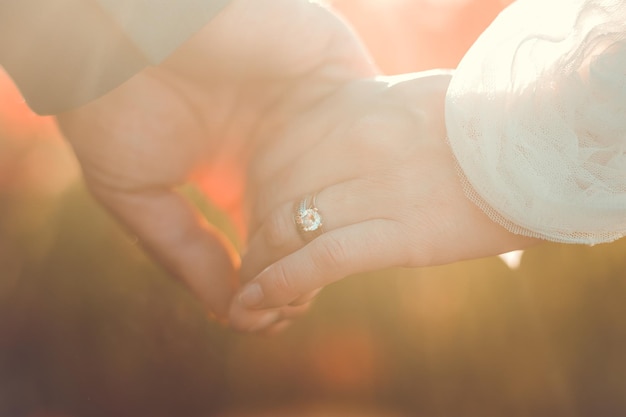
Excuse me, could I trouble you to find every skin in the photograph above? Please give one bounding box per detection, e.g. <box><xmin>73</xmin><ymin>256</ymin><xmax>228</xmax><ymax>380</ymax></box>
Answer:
<box><xmin>229</xmin><ymin>72</ymin><xmax>539</xmax><ymax>331</ymax></box>
<box><xmin>53</xmin><ymin>0</ymin><xmax>534</xmax><ymax>334</ymax></box>
<box><xmin>55</xmin><ymin>0</ymin><xmax>376</xmax><ymax>322</ymax></box>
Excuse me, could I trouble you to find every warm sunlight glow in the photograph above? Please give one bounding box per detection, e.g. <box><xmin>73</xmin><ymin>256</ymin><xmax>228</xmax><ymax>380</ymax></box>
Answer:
<box><xmin>499</xmin><ymin>250</ymin><xmax>524</xmax><ymax>270</ymax></box>
<box><xmin>351</xmin><ymin>0</ymin><xmax>473</xmax><ymax>5</ymax></box>
<box><xmin>8</xmin><ymin>2</ymin><xmax>618</xmax><ymax>417</ymax></box>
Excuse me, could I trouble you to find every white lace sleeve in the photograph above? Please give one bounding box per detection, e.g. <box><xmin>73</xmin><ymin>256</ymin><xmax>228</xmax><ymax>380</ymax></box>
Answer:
<box><xmin>445</xmin><ymin>0</ymin><xmax>626</xmax><ymax>244</ymax></box>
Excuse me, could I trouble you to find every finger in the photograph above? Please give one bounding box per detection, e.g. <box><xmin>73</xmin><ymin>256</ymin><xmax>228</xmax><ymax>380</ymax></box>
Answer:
<box><xmin>246</xmin><ymin>93</ymin><xmax>343</xmax><ymax>189</ymax></box>
<box><xmin>289</xmin><ymin>288</ymin><xmax>322</xmax><ymax>307</ymax></box>
<box><xmin>90</xmin><ymin>184</ymin><xmax>239</xmax><ymax>319</ymax></box>
<box><xmin>236</xmin><ymin>219</ymin><xmax>411</xmax><ymax>310</ymax></box>
<box><xmin>249</xmin><ymin>136</ymin><xmax>356</xmax><ymax>232</ymax></box>
<box><xmin>248</xmin><ymin>110</ymin><xmax>399</xmax><ymax>234</ymax></box>
<box><xmin>228</xmin><ymin>297</ymin><xmax>313</xmax><ymax>332</ymax></box>
<box><xmin>231</xmin><ymin>308</ymin><xmax>282</xmax><ymax>333</ymax></box>
<box><xmin>247</xmin><ymin>78</ymin><xmax>397</xmax><ymax>192</ymax></box>
<box><xmin>229</xmin><ymin>274</ymin><xmax>320</xmax><ymax>333</ymax></box>
<box><xmin>241</xmin><ymin>177</ymin><xmax>392</xmax><ymax>283</ymax></box>
<box><xmin>262</xmin><ymin>319</ymin><xmax>294</xmax><ymax>336</ymax></box>
<box><xmin>245</xmin><ymin>87</ymin><xmax>374</xmax><ymax>234</ymax></box>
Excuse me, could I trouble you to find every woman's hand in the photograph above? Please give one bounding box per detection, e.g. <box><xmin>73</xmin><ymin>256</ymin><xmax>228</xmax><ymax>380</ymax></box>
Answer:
<box><xmin>230</xmin><ymin>71</ymin><xmax>538</xmax><ymax>331</ymax></box>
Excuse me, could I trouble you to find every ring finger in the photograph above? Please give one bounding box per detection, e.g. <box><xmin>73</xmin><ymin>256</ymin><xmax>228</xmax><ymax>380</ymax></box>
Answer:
<box><xmin>240</xmin><ymin>175</ymin><xmax>396</xmax><ymax>283</ymax></box>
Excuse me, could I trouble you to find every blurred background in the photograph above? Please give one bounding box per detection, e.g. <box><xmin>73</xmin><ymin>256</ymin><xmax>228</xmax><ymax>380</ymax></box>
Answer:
<box><xmin>2</xmin><ymin>1</ymin><xmax>626</xmax><ymax>416</ymax></box>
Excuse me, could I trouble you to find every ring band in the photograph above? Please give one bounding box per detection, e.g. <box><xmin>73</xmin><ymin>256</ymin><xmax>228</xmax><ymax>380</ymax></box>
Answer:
<box><xmin>293</xmin><ymin>193</ymin><xmax>324</xmax><ymax>242</ymax></box>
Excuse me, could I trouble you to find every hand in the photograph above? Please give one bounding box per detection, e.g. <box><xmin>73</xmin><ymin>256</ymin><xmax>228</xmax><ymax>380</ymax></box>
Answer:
<box><xmin>55</xmin><ymin>0</ymin><xmax>376</xmax><ymax>321</ymax></box>
<box><xmin>230</xmin><ymin>71</ymin><xmax>538</xmax><ymax>330</ymax></box>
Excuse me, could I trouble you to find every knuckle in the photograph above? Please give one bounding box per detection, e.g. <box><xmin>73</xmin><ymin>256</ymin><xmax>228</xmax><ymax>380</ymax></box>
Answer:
<box><xmin>311</xmin><ymin>234</ymin><xmax>347</xmax><ymax>276</ymax></box>
<box><xmin>346</xmin><ymin>114</ymin><xmax>397</xmax><ymax>159</ymax></box>
<box><xmin>267</xmin><ymin>262</ymin><xmax>299</xmax><ymax>300</ymax></box>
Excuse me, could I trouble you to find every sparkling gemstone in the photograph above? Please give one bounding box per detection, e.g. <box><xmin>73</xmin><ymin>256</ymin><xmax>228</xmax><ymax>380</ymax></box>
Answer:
<box><xmin>300</xmin><ymin>208</ymin><xmax>322</xmax><ymax>232</ymax></box>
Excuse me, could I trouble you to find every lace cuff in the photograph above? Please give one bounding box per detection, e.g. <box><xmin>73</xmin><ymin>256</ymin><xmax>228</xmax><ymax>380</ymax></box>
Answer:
<box><xmin>446</xmin><ymin>0</ymin><xmax>626</xmax><ymax>244</ymax></box>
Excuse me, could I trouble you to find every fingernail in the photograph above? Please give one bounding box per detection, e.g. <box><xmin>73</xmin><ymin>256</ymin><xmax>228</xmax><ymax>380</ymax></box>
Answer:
<box><xmin>248</xmin><ymin>311</ymin><xmax>280</xmax><ymax>332</ymax></box>
<box><xmin>239</xmin><ymin>283</ymin><xmax>264</xmax><ymax>308</ymax></box>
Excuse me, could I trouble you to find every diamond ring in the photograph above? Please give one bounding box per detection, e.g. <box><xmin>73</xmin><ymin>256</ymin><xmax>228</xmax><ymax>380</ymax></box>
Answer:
<box><xmin>293</xmin><ymin>193</ymin><xmax>324</xmax><ymax>242</ymax></box>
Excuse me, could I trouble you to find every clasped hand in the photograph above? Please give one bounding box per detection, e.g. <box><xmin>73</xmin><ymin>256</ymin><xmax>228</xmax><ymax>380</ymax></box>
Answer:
<box><xmin>55</xmin><ymin>0</ymin><xmax>534</xmax><ymax>334</ymax></box>
<box><xmin>229</xmin><ymin>72</ymin><xmax>536</xmax><ymax>332</ymax></box>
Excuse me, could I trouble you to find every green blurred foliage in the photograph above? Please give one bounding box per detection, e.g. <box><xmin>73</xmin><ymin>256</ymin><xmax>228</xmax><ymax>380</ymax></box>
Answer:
<box><xmin>2</xmin><ymin>131</ymin><xmax>626</xmax><ymax>417</ymax></box>
<box><xmin>2</xmin><ymin>1</ymin><xmax>626</xmax><ymax>413</ymax></box>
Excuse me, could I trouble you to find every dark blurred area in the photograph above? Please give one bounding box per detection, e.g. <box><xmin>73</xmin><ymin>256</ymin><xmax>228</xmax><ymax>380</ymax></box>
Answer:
<box><xmin>2</xmin><ymin>1</ymin><xmax>626</xmax><ymax>416</ymax></box>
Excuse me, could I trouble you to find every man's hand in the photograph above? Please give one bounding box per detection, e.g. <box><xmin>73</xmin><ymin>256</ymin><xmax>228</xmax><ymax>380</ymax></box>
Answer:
<box><xmin>56</xmin><ymin>0</ymin><xmax>377</xmax><ymax>320</ymax></box>
<box><xmin>56</xmin><ymin>69</ymin><xmax>243</xmax><ymax>319</ymax></box>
